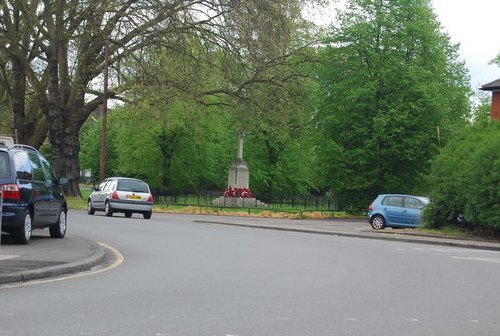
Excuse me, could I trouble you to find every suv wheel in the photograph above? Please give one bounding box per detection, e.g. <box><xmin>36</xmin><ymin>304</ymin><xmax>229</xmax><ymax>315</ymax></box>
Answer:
<box><xmin>87</xmin><ymin>200</ymin><xmax>95</xmax><ymax>215</ymax></box>
<box><xmin>15</xmin><ymin>211</ymin><xmax>32</xmax><ymax>244</ymax></box>
<box><xmin>50</xmin><ymin>210</ymin><xmax>67</xmax><ymax>238</ymax></box>
<box><xmin>370</xmin><ymin>215</ymin><xmax>386</xmax><ymax>230</ymax></box>
<box><xmin>104</xmin><ymin>201</ymin><xmax>113</xmax><ymax>217</ymax></box>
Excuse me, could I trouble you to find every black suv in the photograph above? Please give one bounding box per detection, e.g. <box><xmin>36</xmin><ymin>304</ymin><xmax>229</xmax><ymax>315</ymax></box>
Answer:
<box><xmin>0</xmin><ymin>142</ymin><xmax>68</xmax><ymax>244</ymax></box>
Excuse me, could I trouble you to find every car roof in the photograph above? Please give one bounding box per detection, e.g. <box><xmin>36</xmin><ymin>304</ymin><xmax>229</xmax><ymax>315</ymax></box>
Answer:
<box><xmin>378</xmin><ymin>194</ymin><xmax>429</xmax><ymax>201</ymax></box>
<box><xmin>105</xmin><ymin>177</ymin><xmax>147</xmax><ymax>182</ymax></box>
<box><xmin>379</xmin><ymin>194</ymin><xmax>422</xmax><ymax>197</ymax></box>
<box><xmin>0</xmin><ymin>144</ymin><xmax>38</xmax><ymax>152</ymax></box>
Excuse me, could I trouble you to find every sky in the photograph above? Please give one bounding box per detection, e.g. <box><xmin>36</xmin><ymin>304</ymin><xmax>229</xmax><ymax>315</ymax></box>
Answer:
<box><xmin>308</xmin><ymin>0</ymin><xmax>500</xmax><ymax>91</ymax></box>
<box><xmin>432</xmin><ymin>0</ymin><xmax>500</xmax><ymax>89</ymax></box>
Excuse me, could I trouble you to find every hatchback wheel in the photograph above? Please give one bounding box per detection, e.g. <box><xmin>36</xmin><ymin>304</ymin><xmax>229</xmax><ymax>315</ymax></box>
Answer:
<box><xmin>87</xmin><ymin>200</ymin><xmax>95</xmax><ymax>215</ymax></box>
<box><xmin>125</xmin><ymin>211</ymin><xmax>132</xmax><ymax>218</ymax></box>
<box><xmin>370</xmin><ymin>215</ymin><xmax>386</xmax><ymax>230</ymax></box>
<box><xmin>15</xmin><ymin>211</ymin><xmax>32</xmax><ymax>244</ymax></box>
<box><xmin>143</xmin><ymin>211</ymin><xmax>152</xmax><ymax>219</ymax></box>
<box><xmin>50</xmin><ymin>210</ymin><xmax>67</xmax><ymax>238</ymax></box>
<box><xmin>104</xmin><ymin>201</ymin><xmax>113</xmax><ymax>217</ymax></box>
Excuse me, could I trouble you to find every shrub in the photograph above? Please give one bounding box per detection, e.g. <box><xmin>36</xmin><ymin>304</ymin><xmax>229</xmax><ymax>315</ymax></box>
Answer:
<box><xmin>425</xmin><ymin>122</ymin><xmax>500</xmax><ymax>234</ymax></box>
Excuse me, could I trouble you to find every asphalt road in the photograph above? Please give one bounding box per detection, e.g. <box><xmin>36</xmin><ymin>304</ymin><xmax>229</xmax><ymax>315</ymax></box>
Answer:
<box><xmin>1</xmin><ymin>211</ymin><xmax>500</xmax><ymax>336</ymax></box>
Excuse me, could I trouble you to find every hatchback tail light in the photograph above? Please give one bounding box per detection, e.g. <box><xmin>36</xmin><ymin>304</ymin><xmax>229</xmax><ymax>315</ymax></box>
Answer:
<box><xmin>1</xmin><ymin>184</ymin><xmax>21</xmax><ymax>200</ymax></box>
<box><xmin>111</xmin><ymin>191</ymin><xmax>120</xmax><ymax>200</ymax></box>
<box><xmin>147</xmin><ymin>194</ymin><xmax>153</xmax><ymax>203</ymax></box>
<box><xmin>368</xmin><ymin>204</ymin><xmax>374</xmax><ymax>211</ymax></box>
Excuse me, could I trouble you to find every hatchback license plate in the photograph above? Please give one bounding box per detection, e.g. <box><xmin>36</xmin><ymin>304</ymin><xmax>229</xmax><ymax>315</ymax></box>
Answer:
<box><xmin>127</xmin><ymin>195</ymin><xmax>141</xmax><ymax>200</ymax></box>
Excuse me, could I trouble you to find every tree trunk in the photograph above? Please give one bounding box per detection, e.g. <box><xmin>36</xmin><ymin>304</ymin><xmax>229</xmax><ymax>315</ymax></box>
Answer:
<box><xmin>48</xmin><ymin>127</ymin><xmax>82</xmax><ymax>198</ymax></box>
<box><xmin>11</xmin><ymin>58</ymin><xmax>26</xmax><ymax>142</ymax></box>
<box><xmin>46</xmin><ymin>55</ymin><xmax>82</xmax><ymax>197</ymax></box>
<box><xmin>11</xmin><ymin>59</ymin><xmax>49</xmax><ymax>148</ymax></box>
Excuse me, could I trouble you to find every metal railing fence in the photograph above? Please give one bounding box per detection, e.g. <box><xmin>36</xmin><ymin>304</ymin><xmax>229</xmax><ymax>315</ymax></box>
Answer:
<box><xmin>151</xmin><ymin>191</ymin><xmax>340</xmax><ymax>211</ymax></box>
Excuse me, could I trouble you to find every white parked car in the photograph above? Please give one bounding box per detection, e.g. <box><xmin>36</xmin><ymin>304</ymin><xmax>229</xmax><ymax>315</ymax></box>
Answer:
<box><xmin>87</xmin><ymin>177</ymin><xmax>153</xmax><ymax>219</ymax></box>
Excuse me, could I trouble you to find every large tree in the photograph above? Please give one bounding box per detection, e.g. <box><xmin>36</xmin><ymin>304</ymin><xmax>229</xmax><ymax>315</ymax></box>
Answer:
<box><xmin>315</xmin><ymin>0</ymin><xmax>471</xmax><ymax>210</ymax></box>
<box><xmin>0</xmin><ymin>0</ymin><xmax>322</xmax><ymax>196</ymax></box>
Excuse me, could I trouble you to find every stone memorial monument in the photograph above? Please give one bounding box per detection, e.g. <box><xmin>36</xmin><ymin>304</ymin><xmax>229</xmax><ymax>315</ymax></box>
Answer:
<box><xmin>228</xmin><ymin>129</ymin><xmax>249</xmax><ymax>189</ymax></box>
<box><xmin>212</xmin><ymin>130</ymin><xmax>266</xmax><ymax>207</ymax></box>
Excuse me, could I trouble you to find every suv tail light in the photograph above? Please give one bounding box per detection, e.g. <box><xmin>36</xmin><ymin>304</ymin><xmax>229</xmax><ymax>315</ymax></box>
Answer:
<box><xmin>111</xmin><ymin>191</ymin><xmax>120</xmax><ymax>200</ymax></box>
<box><xmin>1</xmin><ymin>184</ymin><xmax>21</xmax><ymax>200</ymax></box>
<box><xmin>147</xmin><ymin>194</ymin><xmax>153</xmax><ymax>203</ymax></box>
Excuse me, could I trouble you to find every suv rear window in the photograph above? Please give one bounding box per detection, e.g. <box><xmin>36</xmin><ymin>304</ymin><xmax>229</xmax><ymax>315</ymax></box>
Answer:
<box><xmin>117</xmin><ymin>180</ymin><xmax>149</xmax><ymax>193</ymax></box>
<box><xmin>0</xmin><ymin>152</ymin><xmax>10</xmax><ymax>178</ymax></box>
<box><xmin>28</xmin><ymin>152</ymin><xmax>45</xmax><ymax>182</ymax></box>
<box><xmin>14</xmin><ymin>151</ymin><xmax>33</xmax><ymax>180</ymax></box>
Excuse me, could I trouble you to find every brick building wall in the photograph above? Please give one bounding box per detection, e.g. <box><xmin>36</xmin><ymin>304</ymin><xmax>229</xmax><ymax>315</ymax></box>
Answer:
<box><xmin>491</xmin><ymin>91</ymin><xmax>500</xmax><ymax>121</ymax></box>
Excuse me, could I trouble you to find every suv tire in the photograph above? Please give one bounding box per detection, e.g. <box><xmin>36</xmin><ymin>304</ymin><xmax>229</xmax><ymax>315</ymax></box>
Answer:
<box><xmin>15</xmin><ymin>211</ymin><xmax>32</xmax><ymax>244</ymax></box>
<box><xmin>50</xmin><ymin>210</ymin><xmax>67</xmax><ymax>238</ymax></box>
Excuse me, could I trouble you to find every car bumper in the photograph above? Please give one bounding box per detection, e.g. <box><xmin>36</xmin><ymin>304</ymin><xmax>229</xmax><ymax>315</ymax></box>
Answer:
<box><xmin>1</xmin><ymin>203</ymin><xmax>27</xmax><ymax>229</ymax></box>
<box><xmin>109</xmin><ymin>199</ymin><xmax>152</xmax><ymax>213</ymax></box>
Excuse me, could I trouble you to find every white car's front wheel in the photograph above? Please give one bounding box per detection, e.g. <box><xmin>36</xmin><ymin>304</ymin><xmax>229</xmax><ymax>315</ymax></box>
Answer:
<box><xmin>87</xmin><ymin>200</ymin><xmax>95</xmax><ymax>215</ymax></box>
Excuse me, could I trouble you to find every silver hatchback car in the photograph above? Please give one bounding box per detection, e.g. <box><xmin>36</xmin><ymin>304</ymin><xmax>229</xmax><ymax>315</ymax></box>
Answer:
<box><xmin>87</xmin><ymin>177</ymin><xmax>153</xmax><ymax>219</ymax></box>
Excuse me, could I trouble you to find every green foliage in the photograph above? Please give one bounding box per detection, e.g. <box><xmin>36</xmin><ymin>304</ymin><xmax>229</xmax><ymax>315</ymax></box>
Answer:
<box><xmin>425</xmin><ymin>122</ymin><xmax>500</xmax><ymax>234</ymax></box>
<box><xmin>79</xmin><ymin>116</ymin><xmax>118</xmax><ymax>181</ymax></box>
<box><xmin>79</xmin><ymin>121</ymin><xmax>100</xmax><ymax>181</ymax></box>
<box><xmin>472</xmin><ymin>91</ymin><xmax>493</xmax><ymax>124</ymax></box>
<box><xmin>96</xmin><ymin>26</ymin><xmax>321</xmax><ymax>198</ymax></box>
<box><xmin>315</xmin><ymin>0</ymin><xmax>471</xmax><ymax>210</ymax></box>
<box><xmin>80</xmin><ymin>100</ymin><xmax>235</xmax><ymax>191</ymax></box>
<box><xmin>239</xmin><ymin>67</ymin><xmax>320</xmax><ymax>200</ymax></box>
<box><xmin>79</xmin><ymin>88</ymin><xmax>319</xmax><ymax>198</ymax></box>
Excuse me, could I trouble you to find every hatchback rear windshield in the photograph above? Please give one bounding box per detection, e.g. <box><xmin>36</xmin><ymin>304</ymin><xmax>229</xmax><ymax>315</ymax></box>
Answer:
<box><xmin>117</xmin><ymin>180</ymin><xmax>149</xmax><ymax>193</ymax></box>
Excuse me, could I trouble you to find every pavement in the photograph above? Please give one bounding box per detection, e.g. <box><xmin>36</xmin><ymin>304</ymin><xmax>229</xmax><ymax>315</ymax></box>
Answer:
<box><xmin>0</xmin><ymin>232</ymin><xmax>105</xmax><ymax>285</ymax></box>
<box><xmin>1</xmin><ymin>214</ymin><xmax>500</xmax><ymax>286</ymax></box>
